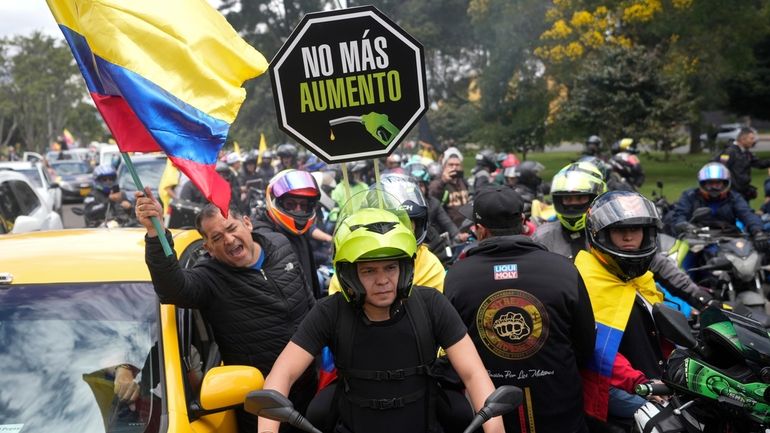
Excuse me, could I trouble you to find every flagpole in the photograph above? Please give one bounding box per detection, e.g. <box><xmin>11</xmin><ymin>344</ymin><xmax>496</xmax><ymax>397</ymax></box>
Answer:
<box><xmin>121</xmin><ymin>153</ymin><xmax>173</xmax><ymax>257</ymax></box>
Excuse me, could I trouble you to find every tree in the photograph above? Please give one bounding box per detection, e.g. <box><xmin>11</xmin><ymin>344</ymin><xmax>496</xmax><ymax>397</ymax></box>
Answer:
<box><xmin>557</xmin><ymin>45</ymin><xmax>693</xmax><ymax>159</ymax></box>
<box><xmin>1</xmin><ymin>32</ymin><xmax>86</xmax><ymax>154</ymax></box>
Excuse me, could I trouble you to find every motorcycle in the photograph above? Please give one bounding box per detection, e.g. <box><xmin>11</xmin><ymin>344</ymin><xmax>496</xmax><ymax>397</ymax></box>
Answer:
<box><xmin>245</xmin><ymin>385</ymin><xmax>523</xmax><ymax>433</ymax></box>
<box><xmin>682</xmin><ymin>224</ymin><xmax>770</xmax><ymax>327</ymax></box>
<box><xmin>73</xmin><ymin>190</ymin><xmax>138</xmax><ymax>228</ymax></box>
<box><xmin>633</xmin><ymin>304</ymin><xmax>770</xmax><ymax>433</ymax></box>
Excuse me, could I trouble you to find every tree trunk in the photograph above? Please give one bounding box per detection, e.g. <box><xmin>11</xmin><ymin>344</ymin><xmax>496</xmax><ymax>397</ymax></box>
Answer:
<box><xmin>689</xmin><ymin>119</ymin><xmax>703</xmax><ymax>154</ymax></box>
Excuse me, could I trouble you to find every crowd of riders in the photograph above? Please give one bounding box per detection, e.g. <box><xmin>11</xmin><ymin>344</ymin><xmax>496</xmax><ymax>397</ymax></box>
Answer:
<box><xmin>128</xmin><ymin>127</ymin><xmax>770</xmax><ymax>433</ymax></box>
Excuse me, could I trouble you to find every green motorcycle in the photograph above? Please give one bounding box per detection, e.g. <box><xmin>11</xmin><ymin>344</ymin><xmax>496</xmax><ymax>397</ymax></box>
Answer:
<box><xmin>634</xmin><ymin>305</ymin><xmax>770</xmax><ymax>433</ymax></box>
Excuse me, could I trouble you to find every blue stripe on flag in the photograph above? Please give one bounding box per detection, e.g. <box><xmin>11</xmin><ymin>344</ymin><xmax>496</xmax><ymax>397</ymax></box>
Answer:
<box><xmin>587</xmin><ymin>323</ymin><xmax>624</xmax><ymax>377</ymax></box>
<box><xmin>93</xmin><ymin>57</ymin><xmax>229</xmax><ymax>165</ymax></box>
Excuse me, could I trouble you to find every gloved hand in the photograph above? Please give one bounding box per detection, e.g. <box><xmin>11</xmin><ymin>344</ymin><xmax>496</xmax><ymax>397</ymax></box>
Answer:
<box><xmin>690</xmin><ymin>287</ymin><xmax>713</xmax><ymax>311</ymax></box>
<box><xmin>752</xmin><ymin>231</ymin><xmax>770</xmax><ymax>252</ymax></box>
<box><xmin>675</xmin><ymin>221</ymin><xmax>697</xmax><ymax>235</ymax></box>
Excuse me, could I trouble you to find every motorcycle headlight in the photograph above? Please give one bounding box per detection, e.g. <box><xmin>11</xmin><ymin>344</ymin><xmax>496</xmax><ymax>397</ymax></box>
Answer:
<box><xmin>726</xmin><ymin>252</ymin><xmax>760</xmax><ymax>282</ymax></box>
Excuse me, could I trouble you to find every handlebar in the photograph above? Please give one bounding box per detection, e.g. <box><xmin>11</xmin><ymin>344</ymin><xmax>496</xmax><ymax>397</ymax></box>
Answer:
<box><xmin>635</xmin><ymin>382</ymin><xmax>673</xmax><ymax>397</ymax></box>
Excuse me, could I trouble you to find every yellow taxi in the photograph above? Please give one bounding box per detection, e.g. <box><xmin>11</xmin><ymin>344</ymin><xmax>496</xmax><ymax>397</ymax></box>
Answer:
<box><xmin>0</xmin><ymin>228</ymin><xmax>264</xmax><ymax>433</ymax></box>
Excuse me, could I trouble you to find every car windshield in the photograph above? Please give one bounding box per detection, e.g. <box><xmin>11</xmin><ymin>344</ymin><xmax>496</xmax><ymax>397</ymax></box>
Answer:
<box><xmin>0</xmin><ymin>282</ymin><xmax>162</xmax><ymax>433</ymax></box>
<box><xmin>52</xmin><ymin>162</ymin><xmax>90</xmax><ymax>176</ymax></box>
<box><xmin>118</xmin><ymin>158</ymin><xmax>165</xmax><ymax>194</ymax></box>
<box><xmin>15</xmin><ymin>168</ymin><xmax>42</xmax><ymax>188</ymax></box>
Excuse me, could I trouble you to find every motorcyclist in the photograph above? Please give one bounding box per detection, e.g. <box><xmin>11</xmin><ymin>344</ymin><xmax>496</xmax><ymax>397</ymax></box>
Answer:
<box><xmin>256</xmin><ymin>150</ymin><xmax>276</xmax><ymax>185</ymax></box>
<box><xmin>533</xmin><ymin>162</ymin><xmax>712</xmax><ymax>310</ymax></box>
<box><xmin>470</xmin><ymin>149</ymin><xmax>497</xmax><ymax>192</ymax></box>
<box><xmin>252</xmin><ymin>169</ymin><xmax>324</xmax><ymax>299</ymax></box>
<box><xmin>404</xmin><ymin>162</ymin><xmax>467</xmax><ymax>247</ymax></box>
<box><xmin>608</xmin><ymin>152</ymin><xmax>644</xmax><ymax>191</ymax></box>
<box><xmin>82</xmin><ymin>164</ymin><xmax>134</xmax><ymax>227</ymax></box>
<box><xmin>670</xmin><ymin>162</ymin><xmax>765</xmax><ymax>246</ymax></box>
<box><xmin>429</xmin><ymin>147</ymin><xmax>470</xmax><ymax>227</ymax></box>
<box><xmin>493</xmin><ymin>152</ymin><xmax>520</xmax><ymax>185</ymax></box>
<box><xmin>259</xmin><ymin>204</ymin><xmax>503</xmax><ymax>433</ymax></box>
<box><xmin>575</xmin><ymin>191</ymin><xmax>670</xmax><ymax>426</ymax></box>
<box><xmin>329</xmin><ymin>160</ymin><xmax>369</xmax><ymax>223</ymax></box>
<box><xmin>583</xmin><ymin>135</ymin><xmax>603</xmax><ymax>157</ymax></box>
<box><xmin>276</xmin><ymin>143</ymin><xmax>299</xmax><ymax>171</ymax></box>
<box><xmin>610</xmin><ymin>138</ymin><xmax>638</xmax><ymax>155</ymax></box>
<box><xmin>328</xmin><ymin>173</ymin><xmax>446</xmax><ymax>294</ymax></box>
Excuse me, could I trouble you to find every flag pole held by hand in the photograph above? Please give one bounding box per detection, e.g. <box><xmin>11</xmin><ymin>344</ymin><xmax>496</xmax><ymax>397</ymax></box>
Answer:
<box><xmin>121</xmin><ymin>153</ymin><xmax>173</xmax><ymax>257</ymax></box>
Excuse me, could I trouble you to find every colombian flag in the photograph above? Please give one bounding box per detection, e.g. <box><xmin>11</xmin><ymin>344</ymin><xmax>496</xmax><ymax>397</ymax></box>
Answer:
<box><xmin>574</xmin><ymin>250</ymin><xmax>662</xmax><ymax>421</ymax></box>
<box><xmin>46</xmin><ymin>0</ymin><xmax>268</xmax><ymax>215</ymax></box>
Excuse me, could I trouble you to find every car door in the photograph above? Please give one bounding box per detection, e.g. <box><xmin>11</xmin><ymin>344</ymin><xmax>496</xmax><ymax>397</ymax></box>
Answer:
<box><xmin>7</xmin><ymin>179</ymin><xmax>63</xmax><ymax>232</ymax></box>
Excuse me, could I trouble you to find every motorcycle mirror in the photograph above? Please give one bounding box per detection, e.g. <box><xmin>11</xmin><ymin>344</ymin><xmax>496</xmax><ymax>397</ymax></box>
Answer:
<box><xmin>462</xmin><ymin>386</ymin><xmax>523</xmax><ymax>433</ymax></box>
<box><xmin>656</xmin><ymin>181</ymin><xmax>664</xmax><ymax>189</ymax></box>
<box><xmin>71</xmin><ymin>207</ymin><xmax>84</xmax><ymax>216</ymax></box>
<box><xmin>652</xmin><ymin>303</ymin><xmax>697</xmax><ymax>349</ymax></box>
<box><xmin>690</xmin><ymin>207</ymin><xmax>711</xmax><ymax>223</ymax></box>
<box><xmin>244</xmin><ymin>389</ymin><xmax>321</xmax><ymax>433</ymax></box>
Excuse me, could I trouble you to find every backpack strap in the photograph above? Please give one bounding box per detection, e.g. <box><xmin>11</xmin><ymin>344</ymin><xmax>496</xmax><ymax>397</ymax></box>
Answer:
<box><xmin>403</xmin><ymin>289</ymin><xmax>438</xmax><ymax>367</ymax></box>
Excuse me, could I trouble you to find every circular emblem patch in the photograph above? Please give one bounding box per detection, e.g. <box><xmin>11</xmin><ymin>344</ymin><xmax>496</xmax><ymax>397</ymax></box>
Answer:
<box><xmin>475</xmin><ymin>289</ymin><xmax>549</xmax><ymax>360</ymax></box>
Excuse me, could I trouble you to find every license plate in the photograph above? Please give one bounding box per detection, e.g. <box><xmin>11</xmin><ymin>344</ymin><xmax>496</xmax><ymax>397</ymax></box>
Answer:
<box><xmin>80</xmin><ymin>187</ymin><xmax>91</xmax><ymax>196</ymax></box>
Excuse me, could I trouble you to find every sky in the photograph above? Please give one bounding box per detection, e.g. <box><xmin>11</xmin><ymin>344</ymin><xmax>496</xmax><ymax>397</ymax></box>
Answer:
<box><xmin>0</xmin><ymin>3</ymin><xmax>62</xmax><ymax>39</ymax></box>
<box><xmin>0</xmin><ymin>1</ymin><xmax>225</xmax><ymax>40</ymax></box>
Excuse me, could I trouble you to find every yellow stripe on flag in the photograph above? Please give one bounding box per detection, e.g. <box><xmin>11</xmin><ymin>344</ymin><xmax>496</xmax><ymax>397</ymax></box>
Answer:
<box><xmin>47</xmin><ymin>0</ymin><xmax>268</xmax><ymax>124</ymax></box>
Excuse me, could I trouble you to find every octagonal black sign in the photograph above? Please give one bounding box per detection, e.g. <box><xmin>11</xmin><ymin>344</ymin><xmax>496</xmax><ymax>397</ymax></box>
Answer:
<box><xmin>269</xmin><ymin>6</ymin><xmax>428</xmax><ymax>163</ymax></box>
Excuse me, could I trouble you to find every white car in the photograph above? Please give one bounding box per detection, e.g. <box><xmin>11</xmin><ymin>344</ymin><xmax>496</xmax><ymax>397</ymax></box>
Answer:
<box><xmin>0</xmin><ymin>170</ymin><xmax>63</xmax><ymax>234</ymax></box>
<box><xmin>0</xmin><ymin>161</ymin><xmax>62</xmax><ymax>213</ymax></box>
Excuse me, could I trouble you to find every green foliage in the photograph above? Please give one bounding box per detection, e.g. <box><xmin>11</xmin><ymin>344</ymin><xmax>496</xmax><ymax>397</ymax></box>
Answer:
<box><xmin>0</xmin><ymin>32</ymin><xmax>86</xmax><ymax>153</ymax></box>
<box><xmin>557</xmin><ymin>44</ymin><xmax>694</xmax><ymax>154</ymax></box>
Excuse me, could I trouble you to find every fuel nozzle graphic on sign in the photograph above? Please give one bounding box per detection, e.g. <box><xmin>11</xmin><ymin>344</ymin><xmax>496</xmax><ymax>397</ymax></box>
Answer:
<box><xmin>329</xmin><ymin>112</ymin><xmax>400</xmax><ymax>146</ymax></box>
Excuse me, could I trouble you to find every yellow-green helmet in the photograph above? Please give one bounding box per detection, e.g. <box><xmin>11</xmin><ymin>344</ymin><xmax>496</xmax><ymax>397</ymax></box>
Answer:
<box><xmin>551</xmin><ymin>162</ymin><xmax>607</xmax><ymax>232</ymax></box>
<box><xmin>333</xmin><ymin>191</ymin><xmax>417</xmax><ymax>307</ymax></box>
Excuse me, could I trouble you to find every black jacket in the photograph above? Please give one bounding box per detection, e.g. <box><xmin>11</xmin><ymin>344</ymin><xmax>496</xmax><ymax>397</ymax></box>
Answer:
<box><xmin>251</xmin><ymin>210</ymin><xmax>321</xmax><ymax>299</ymax></box>
<box><xmin>445</xmin><ymin>235</ymin><xmax>595</xmax><ymax>433</ymax></box>
<box><xmin>145</xmin><ymin>230</ymin><xmax>315</xmax><ymax>373</ymax></box>
<box><xmin>717</xmin><ymin>143</ymin><xmax>770</xmax><ymax>201</ymax></box>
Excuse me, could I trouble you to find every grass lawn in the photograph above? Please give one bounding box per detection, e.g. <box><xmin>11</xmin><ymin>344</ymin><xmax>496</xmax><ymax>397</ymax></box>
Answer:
<box><xmin>464</xmin><ymin>150</ymin><xmax>770</xmax><ymax>205</ymax></box>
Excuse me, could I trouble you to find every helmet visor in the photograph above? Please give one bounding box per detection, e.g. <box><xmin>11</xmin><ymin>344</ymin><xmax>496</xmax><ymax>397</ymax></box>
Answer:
<box><xmin>373</xmin><ymin>175</ymin><xmax>427</xmax><ymax>218</ymax></box>
<box><xmin>336</xmin><ymin>189</ymin><xmax>412</xmax><ymax>236</ymax></box>
<box><xmin>270</xmin><ymin>170</ymin><xmax>319</xmax><ymax>199</ymax></box>
<box><xmin>588</xmin><ymin>193</ymin><xmax>660</xmax><ymax>233</ymax></box>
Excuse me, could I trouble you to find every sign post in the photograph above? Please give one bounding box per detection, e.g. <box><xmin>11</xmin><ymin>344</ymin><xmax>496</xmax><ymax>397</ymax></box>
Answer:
<box><xmin>269</xmin><ymin>6</ymin><xmax>428</xmax><ymax>164</ymax></box>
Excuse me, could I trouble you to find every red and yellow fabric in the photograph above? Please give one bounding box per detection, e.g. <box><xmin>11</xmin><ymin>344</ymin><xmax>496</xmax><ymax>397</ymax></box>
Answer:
<box><xmin>46</xmin><ymin>0</ymin><xmax>268</xmax><ymax>215</ymax></box>
<box><xmin>574</xmin><ymin>250</ymin><xmax>663</xmax><ymax>421</ymax></box>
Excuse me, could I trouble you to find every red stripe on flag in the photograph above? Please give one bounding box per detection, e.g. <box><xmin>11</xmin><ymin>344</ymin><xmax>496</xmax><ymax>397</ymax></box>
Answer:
<box><xmin>170</xmin><ymin>156</ymin><xmax>231</xmax><ymax>218</ymax></box>
<box><xmin>91</xmin><ymin>93</ymin><xmax>161</xmax><ymax>153</ymax></box>
<box><xmin>580</xmin><ymin>369</ymin><xmax>611</xmax><ymax>421</ymax></box>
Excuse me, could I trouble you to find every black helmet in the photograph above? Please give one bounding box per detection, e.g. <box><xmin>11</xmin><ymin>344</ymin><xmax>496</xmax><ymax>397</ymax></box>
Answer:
<box><xmin>374</xmin><ymin>173</ymin><xmax>429</xmax><ymax>244</ymax></box>
<box><xmin>585</xmin><ymin>135</ymin><xmax>602</xmax><ymax>156</ymax></box>
<box><xmin>586</xmin><ymin>135</ymin><xmax>601</xmax><ymax>146</ymax></box>
<box><xmin>276</xmin><ymin>143</ymin><xmax>298</xmax><ymax>158</ymax></box>
<box><xmin>586</xmin><ymin>191</ymin><xmax>660</xmax><ymax>281</ymax></box>
<box><xmin>475</xmin><ymin>149</ymin><xmax>498</xmax><ymax>170</ymax></box>
<box><xmin>609</xmin><ymin>152</ymin><xmax>644</xmax><ymax>187</ymax></box>
<box><xmin>517</xmin><ymin>160</ymin><xmax>545</xmax><ymax>190</ymax></box>
<box><xmin>577</xmin><ymin>156</ymin><xmax>611</xmax><ymax>182</ymax></box>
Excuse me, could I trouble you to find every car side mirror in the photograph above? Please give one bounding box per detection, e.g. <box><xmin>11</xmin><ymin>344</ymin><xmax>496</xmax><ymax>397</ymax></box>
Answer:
<box><xmin>199</xmin><ymin>366</ymin><xmax>264</xmax><ymax>411</ymax></box>
<box><xmin>12</xmin><ymin>215</ymin><xmax>43</xmax><ymax>233</ymax></box>
<box><xmin>49</xmin><ymin>182</ymin><xmax>60</xmax><ymax>189</ymax></box>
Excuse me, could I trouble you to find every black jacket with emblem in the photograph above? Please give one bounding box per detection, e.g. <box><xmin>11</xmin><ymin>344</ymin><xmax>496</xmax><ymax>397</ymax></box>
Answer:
<box><xmin>445</xmin><ymin>235</ymin><xmax>595</xmax><ymax>433</ymax></box>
